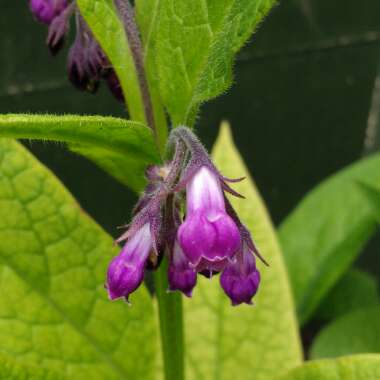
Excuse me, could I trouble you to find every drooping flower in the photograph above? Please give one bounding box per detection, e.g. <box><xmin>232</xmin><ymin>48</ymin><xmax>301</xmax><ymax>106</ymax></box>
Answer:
<box><xmin>104</xmin><ymin>127</ymin><xmax>264</xmax><ymax>305</ymax></box>
<box><xmin>67</xmin><ymin>16</ymin><xmax>106</xmax><ymax>93</ymax></box>
<box><xmin>220</xmin><ymin>243</ymin><xmax>260</xmax><ymax>306</ymax></box>
<box><xmin>28</xmin><ymin>1</ymin><xmax>124</xmax><ymax>101</ymax></box>
<box><xmin>168</xmin><ymin>241</ymin><xmax>197</xmax><ymax>297</ymax></box>
<box><xmin>29</xmin><ymin>0</ymin><xmax>67</xmax><ymax>24</ymax></box>
<box><xmin>178</xmin><ymin>166</ymin><xmax>240</xmax><ymax>273</ymax></box>
<box><xmin>106</xmin><ymin>223</ymin><xmax>152</xmax><ymax>301</ymax></box>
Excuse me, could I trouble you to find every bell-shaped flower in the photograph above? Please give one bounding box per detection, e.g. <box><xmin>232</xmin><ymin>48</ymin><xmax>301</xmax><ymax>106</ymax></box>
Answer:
<box><xmin>29</xmin><ymin>0</ymin><xmax>67</xmax><ymax>24</ymax></box>
<box><xmin>168</xmin><ymin>241</ymin><xmax>197</xmax><ymax>297</ymax></box>
<box><xmin>178</xmin><ymin>166</ymin><xmax>240</xmax><ymax>273</ymax></box>
<box><xmin>46</xmin><ymin>2</ymin><xmax>74</xmax><ymax>55</ymax></box>
<box><xmin>220</xmin><ymin>243</ymin><xmax>260</xmax><ymax>306</ymax></box>
<box><xmin>106</xmin><ymin>223</ymin><xmax>152</xmax><ymax>301</ymax></box>
<box><xmin>67</xmin><ymin>32</ymin><xmax>102</xmax><ymax>93</ymax></box>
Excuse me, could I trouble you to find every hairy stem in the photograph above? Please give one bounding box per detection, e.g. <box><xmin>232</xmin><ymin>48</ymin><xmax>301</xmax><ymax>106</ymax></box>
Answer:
<box><xmin>114</xmin><ymin>0</ymin><xmax>163</xmax><ymax>153</ymax></box>
<box><xmin>155</xmin><ymin>260</ymin><xmax>185</xmax><ymax>380</ymax></box>
<box><xmin>115</xmin><ymin>3</ymin><xmax>184</xmax><ymax>378</ymax></box>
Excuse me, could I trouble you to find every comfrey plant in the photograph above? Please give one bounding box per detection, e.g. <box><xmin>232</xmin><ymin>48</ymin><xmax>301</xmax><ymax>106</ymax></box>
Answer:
<box><xmin>0</xmin><ymin>1</ymin><xmax>379</xmax><ymax>380</ymax></box>
<box><xmin>106</xmin><ymin>127</ymin><xmax>265</xmax><ymax>305</ymax></box>
<box><xmin>30</xmin><ymin>1</ymin><xmax>264</xmax><ymax>307</ymax></box>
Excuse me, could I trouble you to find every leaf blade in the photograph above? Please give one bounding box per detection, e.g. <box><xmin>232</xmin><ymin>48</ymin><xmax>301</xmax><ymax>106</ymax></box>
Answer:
<box><xmin>155</xmin><ymin>0</ymin><xmax>275</xmax><ymax>125</ymax></box>
<box><xmin>0</xmin><ymin>139</ymin><xmax>156</xmax><ymax>380</ymax></box>
<box><xmin>0</xmin><ymin>114</ymin><xmax>159</xmax><ymax>191</ymax></box>
<box><xmin>310</xmin><ymin>307</ymin><xmax>380</xmax><ymax>359</ymax></box>
<box><xmin>277</xmin><ymin>355</ymin><xmax>380</xmax><ymax>380</ymax></box>
<box><xmin>0</xmin><ymin>353</ymin><xmax>61</xmax><ymax>380</ymax></box>
<box><xmin>279</xmin><ymin>153</ymin><xmax>380</xmax><ymax>324</ymax></box>
<box><xmin>315</xmin><ymin>269</ymin><xmax>379</xmax><ymax>322</ymax></box>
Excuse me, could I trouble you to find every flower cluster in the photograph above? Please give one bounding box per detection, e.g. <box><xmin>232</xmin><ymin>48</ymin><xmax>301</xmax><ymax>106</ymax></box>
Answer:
<box><xmin>28</xmin><ymin>0</ymin><xmax>124</xmax><ymax>101</ymax></box>
<box><xmin>106</xmin><ymin>127</ymin><xmax>266</xmax><ymax>306</ymax></box>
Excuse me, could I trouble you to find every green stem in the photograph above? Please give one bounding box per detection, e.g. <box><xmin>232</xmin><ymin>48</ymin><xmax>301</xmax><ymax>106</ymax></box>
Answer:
<box><xmin>155</xmin><ymin>259</ymin><xmax>185</xmax><ymax>380</ymax></box>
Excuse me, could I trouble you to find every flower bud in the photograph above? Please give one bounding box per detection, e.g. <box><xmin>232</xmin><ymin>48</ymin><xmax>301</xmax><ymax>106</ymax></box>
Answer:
<box><xmin>67</xmin><ymin>34</ymin><xmax>101</xmax><ymax>93</ymax></box>
<box><xmin>106</xmin><ymin>223</ymin><xmax>152</xmax><ymax>301</ymax></box>
<box><xmin>178</xmin><ymin>166</ymin><xmax>240</xmax><ymax>272</ymax></box>
<box><xmin>168</xmin><ymin>241</ymin><xmax>197</xmax><ymax>297</ymax></box>
<box><xmin>29</xmin><ymin>0</ymin><xmax>67</xmax><ymax>24</ymax></box>
<box><xmin>220</xmin><ymin>244</ymin><xmax>260</xmax><ymax>306</ymax></box>
<box><xmin>46</xmin><ymin>3</ymin><xmax>73</xmax><ymax>55</ymax></box>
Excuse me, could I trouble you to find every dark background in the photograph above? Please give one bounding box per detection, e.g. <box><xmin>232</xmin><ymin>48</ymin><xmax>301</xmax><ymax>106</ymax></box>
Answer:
<box><xmin>1</xmin><ymin>1</ymin><xmax>380</xmax><ymax>276</ymax></box>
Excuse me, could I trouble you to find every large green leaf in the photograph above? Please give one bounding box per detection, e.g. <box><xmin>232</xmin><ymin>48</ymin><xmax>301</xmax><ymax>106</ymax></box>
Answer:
<box><xmin>0</xmin><ymin>353</ymin><xmax>61</xmax><ymax>380</ymax></box>
<box><xmin>155</xmin><ymin>0</ymin><xmax>275</xmax><ymax>125</ymax></box>
<box><xmin>184</xmin><ymin>123</ymin><xmax>302</xmax><ymax>380</ymax></box>
<box><xmin>310</xmin><ymin>307</ymin><xmax>380</xmax><ymax>359</ymax></box>
<box><xmin>315</xmin><ymin>269</ymin><xmax>379</xmax><ymax>322</ymax></box>
<box><xmin>76</xmin><ymin>0</ymin><xmax>147</xmax><ymax>125</ymax></box>
<box><xmin>277</xmin><ymin>355</ymin><xmax>380</xmax><ymax>380</ymax></box>
<box><xmin>279</xmin><ymin>153</ymin><xmax>380</xmax><ymax>325</ymax></box>
<box><xmin>0</xmin><ymin>114</ymin><xmax>159</xmax><ymax>191</ymax></box>
<box><xmin>0</xmin><ymin>139</ymin><xmax>156</xmax><ymax>380</ymax></box>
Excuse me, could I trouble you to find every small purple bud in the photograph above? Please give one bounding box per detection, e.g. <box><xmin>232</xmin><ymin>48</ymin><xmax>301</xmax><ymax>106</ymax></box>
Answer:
<box><xmin>105</xmin><ymin>69</ymin><xmax>125</xmax><ymax>103</ymax></box>
<box><xmin>220</xmin><ymin>244</ymin><xmax>260</xmax><ymax>306</ymax></box>
<box><xmin>67</xmin><ymin>35</ymin><xmax>100</xmax><ymax>93</ymax></box>
<box><xmin>178</xmin><ymin>166</ymin><xmax>240</xmax><ymax>272</ymax></box>
<box><xmin>106</xmin><ymin>223</ymin><xmax>152</xmax><ymax>301</ymax></box>
<box><xmin>46</xmin><ymin>3</ymin><xmax>73</xmax><ymax>55</ymax></box>
<box><xmin>29</xmin><ymin>0</ymin><xmax>67</xmax><ymax>25</ymax></box>
<box><xmin>168</xmin><ymin>241</ymin><xmax>197</xmax><ymax>297</ymax></box>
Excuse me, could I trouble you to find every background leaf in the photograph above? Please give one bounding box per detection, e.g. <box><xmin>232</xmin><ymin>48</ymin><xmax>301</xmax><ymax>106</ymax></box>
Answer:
<box><xmin>0</xmin><ymin>139</ymin><xmax>156</xmax><ymax>380</ymax></box>
<box><xmin>277</xmin><ymin>355</ymin><xmax>380</xmax><ymax>380</ymax></box>
<box><xmin>76</xmin><ymin>0</ymin><xmax>147</xmax><ymax>124</ymax></box>
<box><xmin>279</xmin><ymin>153</ymin><xmax>380</xmax><ymax>325</ymax></box>
<box><xmin>184</xmin><ymin>123</ymin><xmax>302</xmax><ymax>380</ymax></box>
<box><xmin>0</xmin><ymin>353</ymin><xmax>61</xmax><ymax>380</ymax></box>
<box><xmin>310</xmin><ymin>307</ymin><xmax>380</xmax><ymax>359</ymax></box>
<box><xmin>0</xmin><ymin>114</ymin><xmax>159</xmax><ymax>191</ymax></box>
<box><xmin>315</xmin><ymin>269</ymin><xmax>379</xmax><ymax>322</ymax></box>
<box><xmin>155</xmin><ymin>0</ymin><xmax>276</xmax><ymax>125</ymax></box>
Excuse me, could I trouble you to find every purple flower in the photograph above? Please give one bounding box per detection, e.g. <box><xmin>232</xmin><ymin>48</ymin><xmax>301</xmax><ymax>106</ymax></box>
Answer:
<box><xmin>220</xmin><ymin>244</ymin><xmax>260</xmax><ymax>306</ymax></box>
<box><xmin>29</xmin><ymin>0</ymin><xmax>67</xmax><ymax>24</ymax></box>
<box><xmin>67</xmin><ymin>16</ymin><xmax>106</xmax><ymax>93</ymax></box>
<box><xmin>46</xmin><ymin>2</ymin><xmax>74</xmax><ymax>55</ymax></box>
<box><xmin>106</xmin><ymin>223</ymin><xmax>152</xmax><ymax>301</ymax></box>
<box><xmin>104</xmin><ymin>127</ymin><xmax>265</xmax><ymax>306</ymax></box>
<box><xmin>178</xmin><ymin>166</ymin><xmax>240</xmax><ymax>273</ymax></box>
<box><xmin>28</xmin><ymin>0</ymin><xmax>127</xmax><ymax>103</ymax></box>
<box><xmin>168</xmin><ymin>241</ymin><xmax>197</xmax><ymax>297</ymax></box>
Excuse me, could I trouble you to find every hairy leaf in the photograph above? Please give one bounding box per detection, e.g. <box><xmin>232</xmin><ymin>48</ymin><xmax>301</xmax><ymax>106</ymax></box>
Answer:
<box><xmin>184</xmin><ymin>123</ymin><xmax>302</xmax><ymax>380</ymax></box>
<box><xmin>315</xmin><ymin>269</ymin><xmax>379</xmax><ymax>321</ymax></box>
<box><xmin>310</xmin><ymin>307</ymin><xmax>380</xmax><ymax>359</ymax></box>
<box><xmin>0</xmin><ymin>139</ymin><xmax>156</xmax><ymax>380</ymax></box>
<box><xmin>0</xmin><ymin>114</ymin><xmax>159</xmax><ymax>191</ymax></box>
<box><xmin>277</xmin><ymin>355</ymin><xmax>380</xmax><ymax>380</ymax></box>
<box><xmin>279</xmin><ymin>153</ymin><xmax>380</xmax><ymax>325</ymax></box>
<box><xmin>76</xmin><ymin>0</ymin><xmax>147</xmax><ymax>124</ymax></box>
<box><xmin>155</xmin><ymin>0</ymin><xmax>275</xmax><ymax>125</ymax></box>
